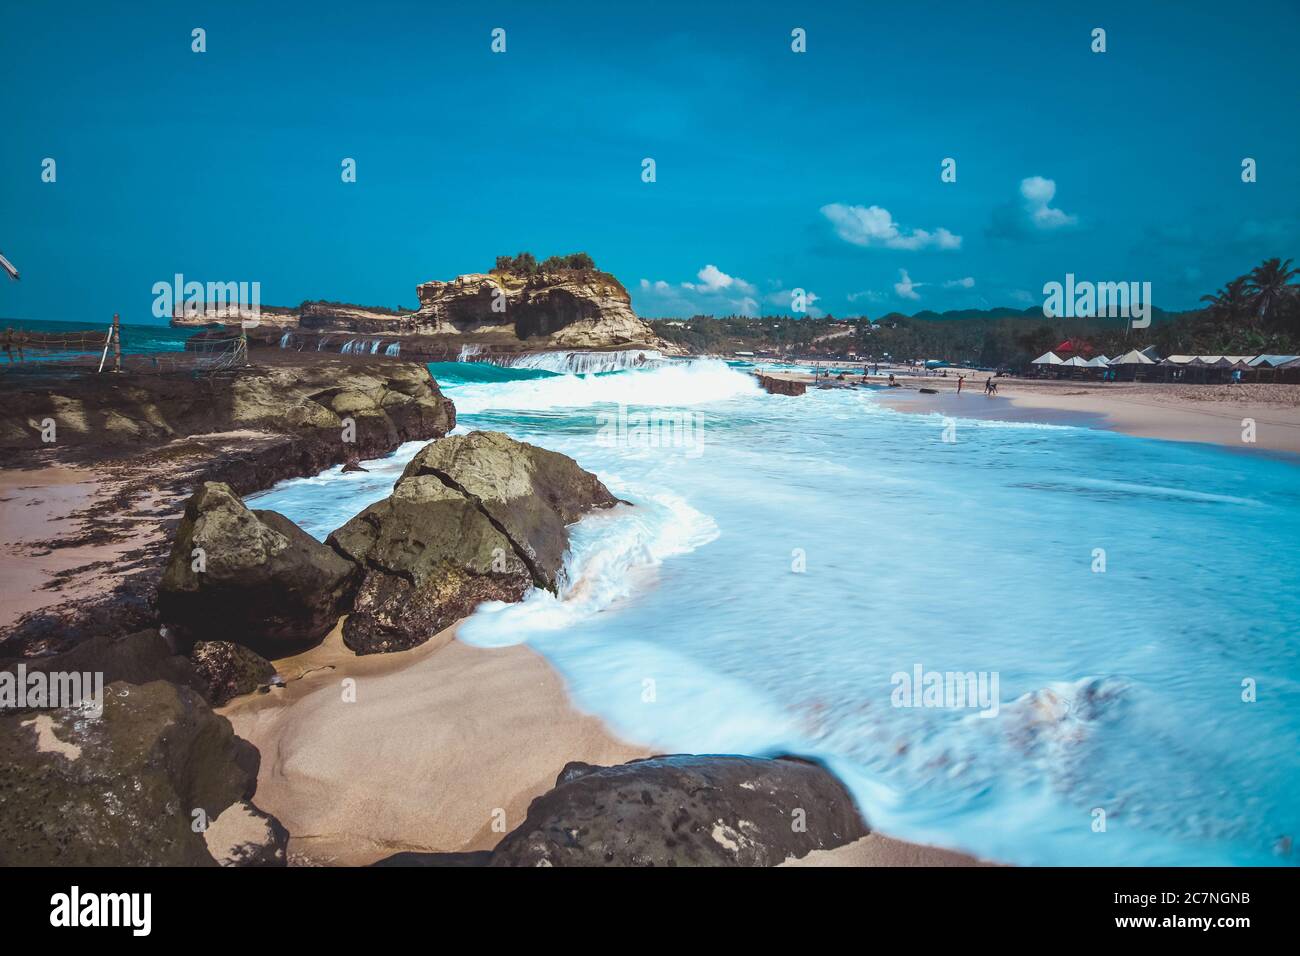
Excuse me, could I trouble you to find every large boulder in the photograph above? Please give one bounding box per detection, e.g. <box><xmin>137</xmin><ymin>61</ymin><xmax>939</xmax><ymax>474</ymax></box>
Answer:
<box><xmin>190</xmin><ymin>641</ymin><xmax>278</xmax><ymax>706</ymax></box>
<box><xmin>398</xmin><ymin>430</ymin><xmax>619</xmax><ymax>584</ymax></box>
<box><xmin>1</xmin><ymin>628</ymin><xmax>202</xmax><ymax>705</ymax></box>
<box><xmin>489</xmin><ymin>755</ymin><xmax>869</xmax><ymax>867</ymax></box>
<box><xmin>0</xmin><ymin>680</ymin><xmax>286</xmax><ymax>866</ymax></box>
<box><xmin>158</xmin><ymin>482</ymin><xmax>357</xmax><ymax>652</ymax></box>
<box><xmin>327</xmin><ymin>432</ymin><xmax>618</xmax><ymax>655</ymax></box>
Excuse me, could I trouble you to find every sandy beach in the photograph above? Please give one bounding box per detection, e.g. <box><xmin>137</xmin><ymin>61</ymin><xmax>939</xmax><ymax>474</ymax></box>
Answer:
<box><xmin>859</xmin><ymin>373</ymin><xmax>1300</xmax><ymax>454</ymax></box>
<box><xmin>224</xmin><ymin>618</ymin><xmax>989</xmax><ymax>867</ymax></box>
<box><xmin>0</xmin><ymin>465</ymin><xmax>167</xmax><ymax>629</ymax></box>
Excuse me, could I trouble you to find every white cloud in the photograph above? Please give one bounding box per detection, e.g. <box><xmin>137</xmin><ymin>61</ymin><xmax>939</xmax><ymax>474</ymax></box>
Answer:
<box><xmin>637</xmin><ymin>265</ymin><xmax>759</xmax><ymax>317</ymax></box>
<box><xmin>847</xmin><ymin>289</ymin><xmax>887</xmax><ymax>303</ymax></box>
<box><xmin>1019</xmin><ymin>176</ymin><xmax>1076</xmax><ymax>229</ymax></box>
<box><xmin>894</xmin><ymin>269</ymin><xmax>922</xmax><ymax>300</ymax></box>
<box><xmin>943</xmin><ymin>276</ymin><xmax>976</xmax><ymax>289</ymax></box>
<box><xmin>821</xmin><ymin>203</ymin><xmax>962</xmax><ymax>250</ymax></box>
<box><xmin>682</xmin><ymin>263</ymin><xmax>756</xmax><ymax>295</ymax></box>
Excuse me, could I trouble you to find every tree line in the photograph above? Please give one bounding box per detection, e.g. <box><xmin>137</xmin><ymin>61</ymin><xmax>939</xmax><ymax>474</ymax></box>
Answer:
<box><xmin>493</xmin><ymin>251</ymin><xmax>597</xmax><ymax>276</ymax></box>
<box><xmin>649</xmin><ymin>257</ymin><xmax>1299</xmax><ymax>366</ymax></box>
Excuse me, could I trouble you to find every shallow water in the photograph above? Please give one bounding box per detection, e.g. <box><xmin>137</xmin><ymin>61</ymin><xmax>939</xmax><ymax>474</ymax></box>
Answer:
<box><xmin>252</xmin><ymin>359</ymin><xmax>1300</xmax><ymax>866</ymax></box>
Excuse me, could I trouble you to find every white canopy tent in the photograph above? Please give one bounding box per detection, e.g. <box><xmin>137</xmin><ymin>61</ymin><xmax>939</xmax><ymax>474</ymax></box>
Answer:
<box><xmin>1059</xmin><ymin>356</ymin><xmax>1090</xmax><ymax>367</ymax></box>
<box><xmin>1108</xmin><ymin>349</ymin><xmax>1156</xmax><ymax>365</ymax></box>
<box><xmin>1086</xmin><ymin>355</ymin><xmax>1111</xmax><ymax>367</ymax></box>
<box><xmin>1031</xmin><ymin>351</ymin><xmax>1064</xmax><ymax>365</ymax></box>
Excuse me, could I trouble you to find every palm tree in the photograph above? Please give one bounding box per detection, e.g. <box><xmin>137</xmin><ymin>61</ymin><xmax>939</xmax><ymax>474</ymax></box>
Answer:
<box><xmin>1246</xmin><ymin>257</ymin><xmax>1299</xmax><ymax>327</ymax></box>
<box><xmin>1200</xmin><ymin>276</ymin><xmax>1252</xmax><ymax>323</ymax></box>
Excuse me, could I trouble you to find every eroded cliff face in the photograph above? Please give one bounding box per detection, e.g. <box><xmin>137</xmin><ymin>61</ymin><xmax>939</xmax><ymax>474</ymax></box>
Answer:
<box><xmin>413</xmin><ymin>269</ymin><xmax>659</xmax><ymax>348</ymax></box>
<box><xmin>168</xmin><ymin>267</ymin><xmax>666</xmax><ymax>351</ymax></box>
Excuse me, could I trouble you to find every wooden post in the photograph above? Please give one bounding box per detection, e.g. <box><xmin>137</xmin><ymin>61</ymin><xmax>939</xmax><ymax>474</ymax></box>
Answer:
<box><xmin>240</xmin><ymin>322</ymin><xmax>249</xmax><ymax>366</ymax></box>
<box><xmin>112</xmin><ymin>313</ymin><xmax>122</xmax><ymax>372</ymax></box>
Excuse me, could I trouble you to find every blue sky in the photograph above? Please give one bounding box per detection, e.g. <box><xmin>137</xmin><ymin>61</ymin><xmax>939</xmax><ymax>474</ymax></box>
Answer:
<box><xmin>2</xmin><ymin>0</ymin><xmax>1296</xmax><ymax>323</ymax></box>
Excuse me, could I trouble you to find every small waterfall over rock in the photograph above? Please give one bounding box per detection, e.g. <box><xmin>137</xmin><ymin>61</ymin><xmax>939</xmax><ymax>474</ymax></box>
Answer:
<box><xmin>452</xmin><ymin>346</ymin><xmax>665</xmax><ymax>374</ymax></box>
<box><xmin>385</xmin><ymin>342</ymin><xmax>400</xmax><ymax>356</ymax></box>
<box><xmin>279</xmin><ymin>331</ymin><xmax>293</xmax><ymax>348</ymax></box>
<box><xmin>503</xmin><ymin>349</ymin><xmax>666</xmax><ymax>374</ymax></box>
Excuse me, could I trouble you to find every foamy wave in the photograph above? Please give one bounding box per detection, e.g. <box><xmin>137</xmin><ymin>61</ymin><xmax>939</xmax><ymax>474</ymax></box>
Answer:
<box><xmin>457</xmin><ymin>488</ymin><xmax>719</xmax><ymax>646</ymax></box>
<box><xmin>500</xmin><ymin>349</ymin><xmax>665</xmax><ymax>374</ymax></box>
<box><xmin>448</xmin><ymin>358</ymin><xmax>760</xmax><ymax>414</ymax></box>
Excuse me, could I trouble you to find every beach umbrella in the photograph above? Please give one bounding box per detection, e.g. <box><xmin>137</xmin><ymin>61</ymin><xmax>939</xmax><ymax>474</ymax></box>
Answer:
<box><xmin>1031</xmin><ymin>351</ymin><xmax>1063</xmax><ymax>365</ymax></box>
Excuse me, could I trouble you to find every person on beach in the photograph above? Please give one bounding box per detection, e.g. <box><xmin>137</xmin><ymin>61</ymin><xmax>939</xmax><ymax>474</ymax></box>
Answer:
<box><xmin>957</xmin><ymin>375</ymin><xmax>964</xmax><ymax>394</ymax></box>
<box><xmin>984</xmin><ymin>376</ymin><xmax>992</xmax><ymax>395</ymax></box>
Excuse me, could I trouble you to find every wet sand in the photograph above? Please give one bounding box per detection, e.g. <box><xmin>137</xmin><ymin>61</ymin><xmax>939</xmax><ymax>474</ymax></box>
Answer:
<box><xmin>224</xmin><ymin>619</ymin><xmax>989</xmax><ymax>867</ymax></box>
<box><xmin>0</xmin><ymin>466</ymin><xmax>139</xmax><ymax>628</ymax></box>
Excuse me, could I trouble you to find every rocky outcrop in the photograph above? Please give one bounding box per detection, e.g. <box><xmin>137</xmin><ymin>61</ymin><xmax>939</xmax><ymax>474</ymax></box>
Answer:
<box><xmin>0</xmin><ymin>354</ymin><xmax>455</xmax><ymax>454</ymax></box>
<box><xmin>327</xmin><ymin>431</ymin><xmax>619</xmax><ymax>655</ymax></box>
<box><xmin>488</xmin><ymin>755</ymin><xmax>869</xmax><ymax>867</ymax></box>
<box><xmin>158</xmin><ymin>483</ymin><xmax>357</xmax><ymax>652</ymax></box>
<box><xmin>190</xmin><ymin>641</ymin><xmax>278</xmax><ymax>706</ymax></box>
<box><xmin>1</xmin><ymin>628</ymin><xmax>202</xmax><ymax>704</ymax></box>
<box><xmin>754</xmin><ymin>372</ymin><xmax>807</xmax><ymax>396</ymax></box>
<box><xmin>414</xmin><ymin>269</ymin><xmax>661</xmax><ymax>348</ymax></box>
<box><xmin>0</xmin><ymin>680</ymin><xmax>285</xmax><ymax>866</ymax></box>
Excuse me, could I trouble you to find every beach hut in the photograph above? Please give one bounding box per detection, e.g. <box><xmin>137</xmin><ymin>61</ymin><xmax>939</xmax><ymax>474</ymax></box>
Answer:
<box><xmin>1109</xmin><ymin>349</ymin><xmax>1156</xmax><ymax>365</ymax></box>
<box><xmin>1029</xmin><ymin>351</ymin><xmax>1063</xmax><ymax>379</ymax></box>
<box><xmin>1108</xmin><ymin>348</ymin><xmax>1157</xmax><ymax>381</ymax></box>
<box><xmin>1249</xmin><ymin>354</ymin><xmax>1299</xmax><ymax>368</ymax></box>
<box><xmin>1248</xmin><ymin>354</ymin><xmax>1300</xmax><ymax>383</ymax></box>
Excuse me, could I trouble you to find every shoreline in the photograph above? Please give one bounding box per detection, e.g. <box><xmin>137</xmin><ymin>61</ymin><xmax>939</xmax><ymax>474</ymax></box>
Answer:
<box><xmin>223</xmin><ymin>619</ymin><xmax>991</xmax><ymax>867</ymax></box>
<box><xmin>872</xmin><ymin>377</ymin><xmax>1300</xmax><ymax>455</ymax></box>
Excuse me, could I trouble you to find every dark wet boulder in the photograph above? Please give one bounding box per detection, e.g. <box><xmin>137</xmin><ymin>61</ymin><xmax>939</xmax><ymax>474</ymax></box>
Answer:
<box><xmin>327</xmin><ymin>432</ymin><xmax>618</xmax><ymax>655</ymax></box>
<box><xmin>0</xmin><ymin>628</ymin><xmax>202</xmax><ymax>706</ymax></box>
<box><xmin>190</xmin><ymin>640</ymin><xmax>278</xmax><ymax>706</ymax></box>
<box><xmin>0</xmin><ymin>679</ymin><xmax>285</xmax><ymax>866</ymax></box>
<box><xmin>398</xmin><ymin>431</ymin><xmax>619</xmax><ymax>585</ymax></box>
<box><xmin>489</xmin><ymin>754</ymin><xmax>869</xmax><ymax>867</ymax></box>
<box><xmin>158</xmin><ymin>482</ymin><xmax>357</xmax><ymax>652</ymax></box>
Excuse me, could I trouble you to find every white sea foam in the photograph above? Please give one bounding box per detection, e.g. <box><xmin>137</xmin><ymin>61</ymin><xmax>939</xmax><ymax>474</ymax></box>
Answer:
<box><xmin>253</xmin><ymin>357</ymin><xmax>1300</xmax><ymax>867</ymax></box>
<box><xmin>448</xmin><ymin>358</ymin><xmax>759</xmax><ymax>414</ymax></box>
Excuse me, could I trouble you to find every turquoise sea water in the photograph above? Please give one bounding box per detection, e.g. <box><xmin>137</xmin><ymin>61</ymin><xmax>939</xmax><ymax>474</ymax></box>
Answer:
<box><xmin>251</xmin><ymin>357</ymin><xmax>1300</xmax><ymax>866</ymax></box>
<box><xmin>1</xmin><ymin>317</ymin><xmax>198</xmax><ymax>355</ymax></box>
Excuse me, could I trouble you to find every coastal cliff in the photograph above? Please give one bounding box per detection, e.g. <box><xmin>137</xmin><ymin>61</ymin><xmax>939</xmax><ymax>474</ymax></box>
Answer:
<box><xmin>171</xmin><ymin>256</ymin><xmax>668</xmax><ymax>353</ymax></box>
<box><xmin>413</xmin><ymin>266</ymin><xmax>656</xmax><ymax>348</ymax></box>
